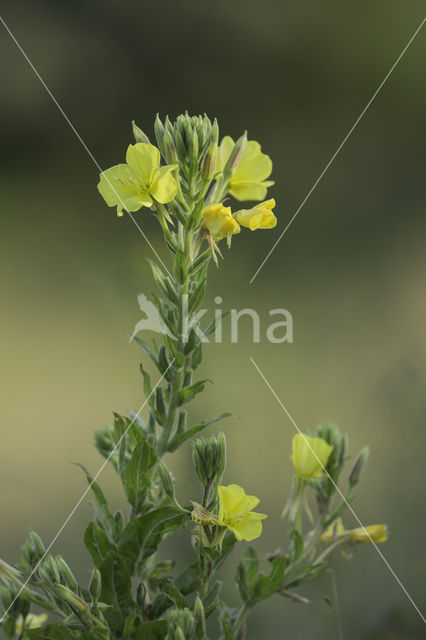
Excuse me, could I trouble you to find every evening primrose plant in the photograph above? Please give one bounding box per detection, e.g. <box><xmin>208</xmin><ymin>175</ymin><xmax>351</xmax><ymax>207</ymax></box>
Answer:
<box><xmin>0</xmin><ymin>114</ymin><xmax>387</xmax><ymax>640</ymax></box>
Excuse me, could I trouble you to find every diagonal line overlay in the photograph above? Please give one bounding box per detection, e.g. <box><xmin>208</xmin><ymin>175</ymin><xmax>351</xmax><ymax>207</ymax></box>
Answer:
<box><xmin>250</xmin><ymin>356</ymin><xmax>426</xmax><ymax>624</ymax></box>
<box><xmin>0</xmin><ymin>15</ymin><xmax>172</xmax><ymax>279</ymax></box>
<box><xmin>250</xmin><ymin>16</ymin><xmax>426</xmax><ymax>284</ymax></box>
<box><xmin>0</xmin><ymin>359</ymin><xmax>175</xmax><ymax>623</ymax></box>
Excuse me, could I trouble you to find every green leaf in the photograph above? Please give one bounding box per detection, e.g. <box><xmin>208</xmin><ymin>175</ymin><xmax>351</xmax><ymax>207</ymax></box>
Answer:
<box><xmin>177</xmin><ymin>379</ymin><xmax>210</xmax><ymax>406</ymax></box>
<box><xmin>158</xmin><ymin>577</ymin><xmax>189</xmax><ymax>609</ymax></box>
<box><xmin>203</xmin><ymin>310</ymin><xmax>230</xmax><ymax>337</ymax></box>
<box><xmin>26</xmin><ymin>626</ymin><xmax>77</xmax><ymax>640</ymax></box>
<box><xmin>118</xmin><ymin>507</ymin><xmax>187</xmax><ymax>573</ymax></box>
<box><xmin>132</xmin><ymin>335</ymin><xmax>158</xmax><ymax>366</ymax></box>
<box><xmin>175</xmin><ymin>562</ymin><xmax>199</xmax><ymax>595</ymax></box>
<box><xmin>283</xmin><ymin>561</ymin><xmax>327</xmax><ymax>589</ymax></box>
<box><xmin>289</xmin><ymin>529</ymin><xmax>304</xmax><ymax>562</ymax></box>
<box><xmin>242</xmin><ymin>547</ymin><xmax>259</xmax><ymax>584</ymax></box>
<box><xmin>123</xmin><ymin>438</ymin><xmax>158</xmax><ymax>510</ymax></box>
<box><xmin>99</xmin><ymin>551</ymin><xmax>133</xmax><ymax>631</ymax></box>
<box><xmin>84</xmin><ymin>521</ymin><xmax>113</xmax><ymax>569</ymax></box>
<box><xmin>168</xmin><ymin>413</ymin><xmax>232</xmax><ymax>451</ymax></box>
<box><xmin>133</xmin><ymin>621</ymin><xmax>167</xmax><ymax>640</ymax></box>
<box><xmin>256</xmin><ymin>556</ymin><xmax>287</xmax><ymax>599</ymax></box>
<box><xmin>191</xmin><ymin>343</ymin><xmax>203</xmax><ymax>370</ymax></box>
<box><xmin>73</xmin><ymin>464</ymin><xmax>116</xmax><ymax>536</ymax></box>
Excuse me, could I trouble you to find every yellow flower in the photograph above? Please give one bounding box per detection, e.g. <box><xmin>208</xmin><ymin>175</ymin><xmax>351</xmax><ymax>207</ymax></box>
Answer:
<box><xmin>319</xmin><ymin>520</ymin><xmax>388</xmax><ymax>545</ymax></box>
<box><xmin>217</xmin><ymin>483</ymin><xmax>267</xmax><ymax>542</ymax></box>
<box><xmin>202</xmin><ymin>203</ymin><xmax>240</xmax><ymax>243</ymax></box>
<box><xmin>350</xmin><ymin>524</ymin><xmax>388</xmax><ymax>544</ymax></box>
<box><xmin>98</xmin><ymin>143</ymin><xmax>177</xmax><ymax>216</ymax></box>
<box><xmin>234</xmin><ymin>199</ymin><xmax>277</xmax><ymax>230</ymax></box>
<box><xmin>218</xmin><ymin>136</ymin><xmax>274</xmax><ymax>201</ymax></box>
<box><xmin>291</xmin><ymin>434</ymin><xmax>333</xmax><ymax>480</ymax></box>
<box><xmin>15</xmin><ymin>613</ymin><xmax>48</xmax><ymax>633</ymax></box>
<box><xmin>319</xmin><ymin>518</ymin><xmax>346</xmax><ymax>543</ymax></box>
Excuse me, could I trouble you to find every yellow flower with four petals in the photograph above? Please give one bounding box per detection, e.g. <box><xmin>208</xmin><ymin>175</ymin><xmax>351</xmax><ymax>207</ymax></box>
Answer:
<box><xmin>98</xmin><ymin>143</ymin><xmax>177</xmax><ymax>216</ymax></box>
<box><xmin>218</xmin><ymin>136</ymin><xmax>274</xmax><ymax>201</ymax></box>
<box><xmin>217</xmin><ymin>483</ymin><xmax>267</xmax><ymax>542</ymax></box>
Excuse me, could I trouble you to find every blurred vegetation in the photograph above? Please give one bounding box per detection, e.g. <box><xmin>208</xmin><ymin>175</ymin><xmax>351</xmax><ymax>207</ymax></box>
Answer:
<box><xmin>1</xmin><ymin>1</ymin><xmax>425</xmax><ymax>638</ymax></box>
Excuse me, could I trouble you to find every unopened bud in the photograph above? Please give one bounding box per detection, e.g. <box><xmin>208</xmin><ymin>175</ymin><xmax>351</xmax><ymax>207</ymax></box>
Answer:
<box><xmin>55</xmin><ymin>584</ymin><xmax>88</xmax><ymax>613</ymax></box>
<box><xmin>223</xmin><ymin>132</ymin><xmax>247</xmax><ymax>178</ymax></box>
<box><xmin>201</xmin><ymin>143</ymin><xmax>218</xmax><ymax>181</ymax></box>
<box><xmin>132</xmin><ymin>121</ymin><xmax>150</xmax><ymax>144</ymax></box>
<box><xmin>56</xmin><ymin>556</ymin><xmax>78</xmax><ymax>591</ymax></box>
<box><xmin>164</xmin><ymin>129</ymin><xmax>179</xmax><ymax>164</ymax></box>
<box><xmin>194</xmin><ymin>596</ymin><xmax>206</xmax><ymax>639</ymax></box>
<box><xmin>154</xmin><ymin>114</ymin><xmax>166</xmax><ymax>153</ymax></box>
<box><xmin>158</xmin><ymin>461</ymin><xmax>176</xmax><ymax>501</ymax></box>
<box><xmin>190</xmin><ymin>130</ymin><xmax>199</xmax><ymax>167</ymax></box>
<box><xmin>192</xmin><ymin>432</ymin><xmax>227</xmax><ymax>490</ymax></box>
<box><xmin>210</xmin><ymin>118</ymin><xmax>219</xmax><ymax>145</ymax></box>
<box><xmin>29</xmin><ymin>530</ymin><xmax>45</xmax><ymax>558</ymax></box>
<box><xmin>89</xmin><ymin>568</ymin><xmax>101</xmax><ymax>601</ymax></box>
<box><xmin>349</xmin><ymin>446</ymin><xmax>370</xmax><ymax>488</ymax></box>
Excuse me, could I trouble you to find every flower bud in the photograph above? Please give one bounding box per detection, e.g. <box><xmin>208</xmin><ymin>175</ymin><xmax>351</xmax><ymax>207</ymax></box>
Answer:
<box><xmin>201</xmin><ymin>143</ymin><xmax>218</xmax><ymax>181</ymax></box>
<box><xmin>158</xmin><ymin>461</ymin><xmax>176</xmax><ymax>501</ymax></box>
<box><xmin>223</xmin><ymin>132</ymin><xmax>247</xmax><ymax>178</ymax></box>
<box><xmin>55</xmin><ymin>584</ymin><xmax>89</xmax><ymax>613</ymax></box>
<box><xmin>166</xmin><ymin>608</ymin><xmax>195</xmax><ymax>640</ymax></box>
<box><xmin>89</xmin><ymin>568</ymin><xmax>102</xmax><ymax>601</ymax></box>
<box><xmin>348</xmin><ymin>446</ymin><xmax>370</xmax><ymax>489</ymax></box>
<box><xmin>132</xmin><ymin>121</ymin><xmax>150</xmax><ymax>144</ymax></box>
<box><xmin>29</xmin><ymin>530</ymin><xmax>45</xmax><ymax>558</ymax></box>
<box><xmin>154</xmin><ymin>114</ymin><xmax>166</xmax><ymax>154</ymax></box>
<box><xmin>56</xmin><ymin>555</ymin><xmax>78</xmax><ymax>591</ymax></box>
<box><xmin>164</xmin><ymin>128</ymin><xmax>179</xmax><ymax>164</ymax></box>
<box><xmin>210</xmin><ymin>118</ymin><xmax>219</xmax><ymax>145</ymax></box>
<box><xmin>349</xmin><ymin>524</ymin><xmax>388</xmax><ymax>544</ymax></box>
<box><xmin>192</xmin><ymin>432</ymin><xmax>227</xmax><ymax>488</ymax></box>
<box><xmin>194</xmin><ymin>596</ymin><xmax>206</xmax><ymax>639</ymax></box>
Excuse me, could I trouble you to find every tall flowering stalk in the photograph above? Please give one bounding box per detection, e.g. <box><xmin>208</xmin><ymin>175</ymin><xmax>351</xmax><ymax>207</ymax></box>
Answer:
<box><xmin>0</xmin><ymin>114</ymin><xmax>387</xmax><ymax>640</ymax></box>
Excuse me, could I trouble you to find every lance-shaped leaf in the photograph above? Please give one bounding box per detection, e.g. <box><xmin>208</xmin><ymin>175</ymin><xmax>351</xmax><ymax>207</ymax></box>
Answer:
<box><xmin>123</xmin><ymin>438</ymin><xmax>158</xmax><ymax>511</ymax></box>
<box><xmin>99</xmin><ymin>552</ymin><xmax>133</xmax><ymax>632</ymax></box>
<box><xmin>177</xmin><ymin>379</ymin><xmax>210</xmax><ymax>406</ymax></box>
<box><xmin>73</xmin><ymin>464</ymin><xmax>116</xmax><ymax>537</ymax></box>
<box><xmin>84</xmin><ymin>522</ymin><xmax>114</xmax><ymax>569</ymax></box>
<box><xmin>168</xmin><ymin>412</ymin><xmax>231</xmax><ymax>451</ymax></box>
<box><xmin>118</xmin><ymin>507</ymin><xmax>187</xmax><ymax>573</ymax></box>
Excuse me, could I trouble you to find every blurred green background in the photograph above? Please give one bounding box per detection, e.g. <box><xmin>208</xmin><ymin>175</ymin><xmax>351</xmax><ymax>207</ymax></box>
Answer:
<box><xmin>1</xmin><ymin>1</ymin><xmax>426</xmax><ymax>638</ymax></box>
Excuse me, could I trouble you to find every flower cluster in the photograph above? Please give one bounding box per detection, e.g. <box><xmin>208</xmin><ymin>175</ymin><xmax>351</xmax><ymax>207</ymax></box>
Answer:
<box><xmin>97</xmin><ymin>115</ymin><xmax>277</xmax><ymax>264</ymax></box>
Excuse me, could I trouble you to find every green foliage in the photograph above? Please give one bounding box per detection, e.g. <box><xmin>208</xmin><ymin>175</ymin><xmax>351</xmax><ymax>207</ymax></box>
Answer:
<box><xmin>0</xmin><ymin>113</ymin><xmax>382</xmax><ymax>640</ymax></box>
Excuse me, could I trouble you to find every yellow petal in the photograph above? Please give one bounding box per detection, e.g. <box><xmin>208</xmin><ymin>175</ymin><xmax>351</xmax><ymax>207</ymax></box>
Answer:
<box><xmin>98</xmin><ymin>165</ymin><xmax>152</xmax><ymax>212</ymax></box>
<box><xmin>319</xmin><ymin>518</ymin><xmax>346</xmax><ymax>543</ymax></box>
<box><xmin>235</xmin><ymin>199</ymin><xmax>277</xmax><ymax>230</ymax></box>
<box><xmin>202</xmin><ymin>204</ymin><xmax>240</xmax><ymax>242</ymax></box>
<box><xmin>229</xmin><ymin>180</ymin><xmax>270</xmax><ymax>202</ymax></box>
<box><xmin>291</xmin><ymin>434</ymin><xmax>333</xmax><ymax>479</ymax></box>
<box><xmin>150</xmin><ymin>165</ymin><xmax>178</xmax><ymax>203</ymax></box>
<box><xmin>350</xmin><ymin>524</ymin><xmax>388</xmax><ymax>544</ymax></box>
<box><xmin>126</xmin><ymin>143</ymin><xmax>160</xmax><ymax>185</ymax></box>
<box><xmin>232</xmin><ymin>512</ymin><xmax>267</xmax><ymax>542</ymax></box>
<box><xmin>217</xmin><ymin>135</ymin><xmax>235</xmax><ymax>172</ymax></box>
<box><xmin>233</xmin><ymin>140</ymin><xmax>273</xmax><ymax>183</ymax></box>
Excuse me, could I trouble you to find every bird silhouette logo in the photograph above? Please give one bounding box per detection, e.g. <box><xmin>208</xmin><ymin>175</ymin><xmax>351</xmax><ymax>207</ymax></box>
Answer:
<box><xmin>129</xmin><ymin>294</ymin><xmax>174</xmax><ymax>342</ymax></box>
